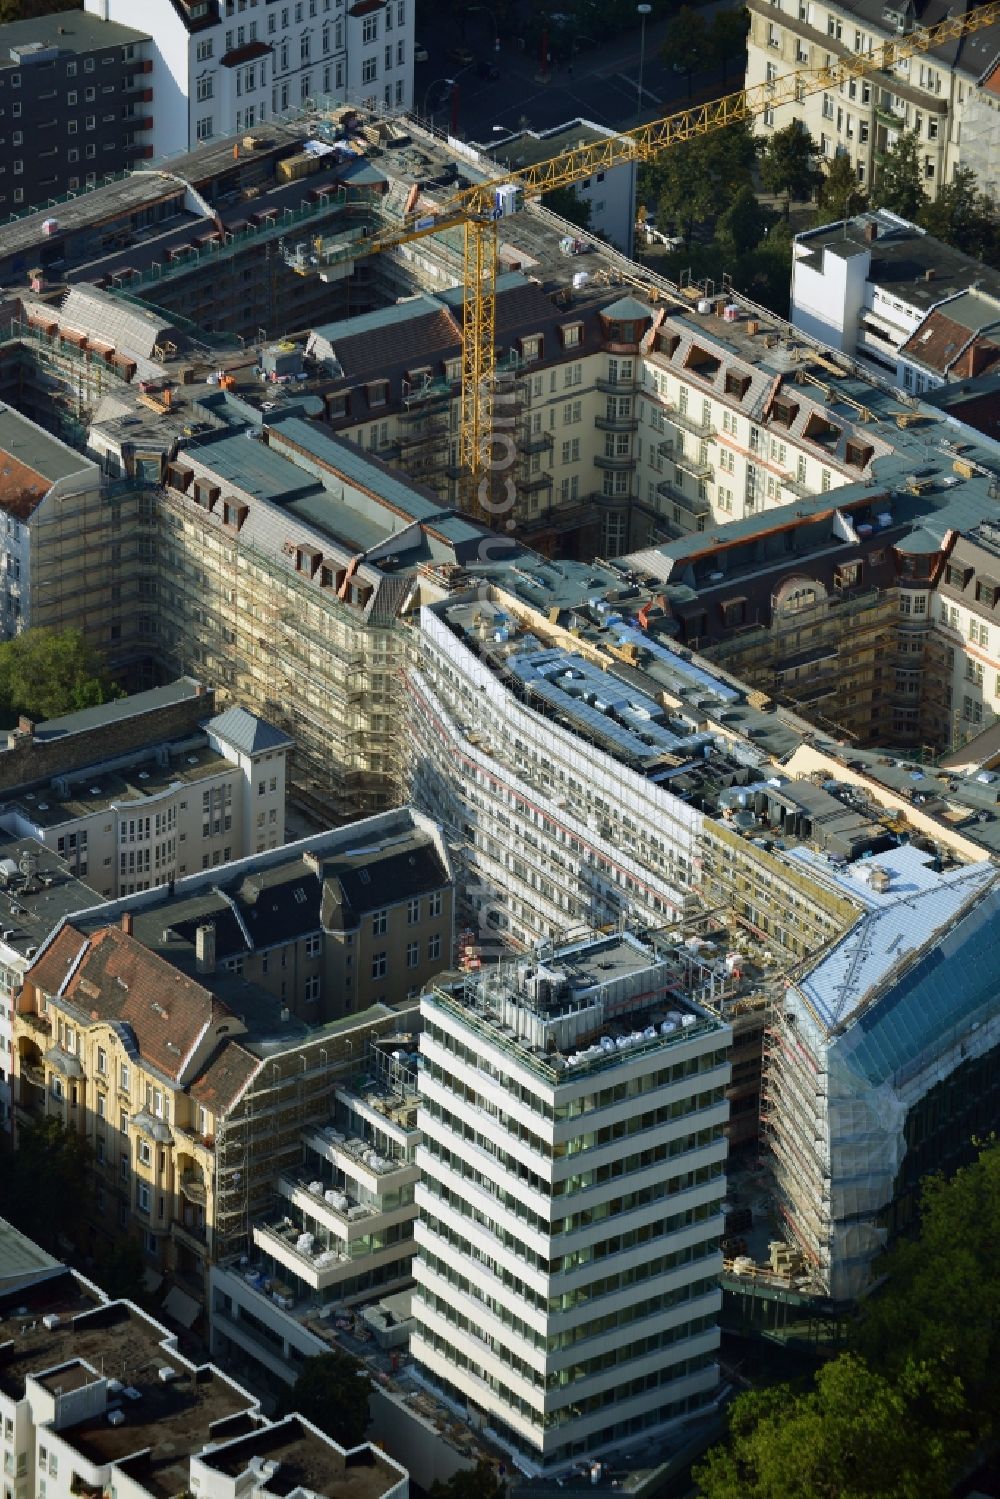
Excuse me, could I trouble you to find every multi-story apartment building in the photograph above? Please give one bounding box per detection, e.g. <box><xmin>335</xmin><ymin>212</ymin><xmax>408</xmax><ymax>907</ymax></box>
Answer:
<box><xmin>412</xmin><ymin>932</ymin><xmax>731</xmax><ymax>1475</ymax></box>
<box><xmin>85</xmin><ymin>0</ymin><xmax>414</xmax><ymax>155</ymax></box>
<box><xmin>12</xmin><ymin>808</ymin><xmax>452</xmax><ymax>1300</ymax></box>
<box><xmin>744</xmin><ymin>0</ymin><xmax>1000</xmax><ymax>194</ymax></box>
<box><xmin>0</xmin><ymin>1227</ymin><xmax>409</xmax><ymax>1499</ymax></box>
<box><xmin>0</xmin><ymin>834</ymin><xmax>102</xmax><ymax>1134</ymax></box>
<box><xmin>0</xmin><ymin>681</ymin><xmax>291</xmax><ymax>897</ymax></box>
<box><xmin>790</xmin><ymin>210</ymin><xmax>1000</xmax><ymax>381</ymax></box>
<box><xmin>0</xmin><ymin>11</ymin><xmax>152</xmax><ymax>216</ymax></box>
<box><xmin>765</xmin><ymin>839</ymin><xmax>1000</xmax><ymax>1300</ymax></box>
<box><xmin>0</xmin><ymin>405</ymin><xmax>141</xmax><ymax>646</ymax></box>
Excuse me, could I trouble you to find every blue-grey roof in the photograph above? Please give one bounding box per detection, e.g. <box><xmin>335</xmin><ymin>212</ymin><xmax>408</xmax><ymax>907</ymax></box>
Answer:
<box><xmin>188</xmin><ymin>431</ymin><xmax>323</xmax><ymax>505</ymax></box>
<box><xmin>836</xmin><ymin>883</ymin><xmax>1000</xmax><ymax>1088</ymax></box>
<box><xmin>600</xmin><ymin>295</ymin><xmax>655</xmax><ymax>321</ymax></box>
<box><xmin>791</xmin><ymin>843</ymin><xmax>997</xmax><ymax>1038</ymax></box>
<box><xmin>35</xmin><ymin>679</ymin><xmax>203</xmax><ymax>742</ymax></box>
<box><xmin>310</xmin><ymin>295</ymin><xmax>442</xmax><ymax>345</ymax></box>
<box><xmin>205</xmin><ymin>708</ymin><xmax>294</xmax><ymax>757</ymax></box>
<box><xmin>438</xmin><ymin>271</ymin><xmax>530</xmax><ymax>308</ymax></box>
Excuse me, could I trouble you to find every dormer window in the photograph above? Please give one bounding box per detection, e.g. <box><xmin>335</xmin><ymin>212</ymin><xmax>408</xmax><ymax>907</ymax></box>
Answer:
<box><xmin>520</xmin><ymin>335</ymin><xmax>541</xmax><ymax>363</ymax></box>
<box><xmin>561</xmin><ymin>323</ymin><xmax>582</xmax><ymax>348</ymax></box>
<box><xmin>367</xmin><ymin>379</ymin><xmax>389</xmax><ymax>407</ymax></box>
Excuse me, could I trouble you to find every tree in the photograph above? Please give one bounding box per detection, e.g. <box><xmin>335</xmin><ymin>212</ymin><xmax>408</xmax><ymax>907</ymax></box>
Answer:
<box><xmin>641</xmin><ymin>121</ymin><xmax>757</xmax><ymax>245</ymax></box>
<box><xmin>709</xmin><ymin>7</ymin><xmax>750</xmax><ymax>84</ymax></box>
<box><xmin>759</xmin><ymin>122</ymin><xmax>821</xmax><ymax>216</ymax></box>
<box><xmin>0</xmin><ymin>0</ymin><xmax>78</xmax><ymax>18</ymax></box>
<box><xmin>816</xmin><ymin>151</ymin><xmax>867</xmax><ymax>221</ymax></box>
<box><xmin>0</xmin><ymin>1116</ymin><xmax>91</xmax><ymax>1252</ymax></box>
<box><xmin>0</xmin><ymin>627</ymin><xmax>118</xmax><ymax>723</ymax></box>
<box><xmin>852</xmin><ymin>1140</ymin><xmax>1000</xmax><ymax>1431</ymax></box>
<box><xmin>541</xmin><ymin>185</ymin><xmax>592</xmax><ymax>231</ymax></box>
<box><xmin>95</xmin><ymin>1236</ymin><xmax>149</xmax><ymax>1303</ymax></box>
<box><xmin>715</xmin><ymin>185</ymin><xmax>773</xmax><ymax>258</ymax></box>
<box><xmin>661</xmin><ymin>6</ymin><xmax>708</xmax><ymax>97</ymax></box>
<box><xmin>694</xmin><ymin>1354</ymin><xmax>969</xmax><ymax>1499</ymax></box>
<box><xmin>918</xmin><ymin>164</ymin><xmax>998</xmax><ymax>261</ymax></box>
<box><xmin>277</xmin><ymin>1352</ymin><xmax>371</xmax><ymax>1447</ymax></box>
<box><xmin>871</xmin><ymin>130</ymin><xmax>926</xmax><ymax>220</ymax></box>
<box><xmin>430</xmin><ymin>1462</ymin><xmax>505</xmax><ymax>1499</ymax></box>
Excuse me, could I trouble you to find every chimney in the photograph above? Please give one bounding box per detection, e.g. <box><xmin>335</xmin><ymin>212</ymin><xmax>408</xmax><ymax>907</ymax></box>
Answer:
<box><xmin>121</xmin><ymin>912</ymin><xmax>134</xmax><ymax>937</ymax></box>
<box><xmin>967</xmin><ymin>340</ymin><xmax>994</xmax><ymax>378</ymax></box>
<box><xmin>195</xmin><ymin>923</ymin><xmax>216</xmax><ymax>975</ymax></box>
<box><xmin>17</xmin><ymin>716</ymin><xmax>34</xmax><ymax>736</ymax></box>
<box><xmin>863</xmin><ymin>222</ymin><xmax>878</xmax><ymax>242</ymax></box>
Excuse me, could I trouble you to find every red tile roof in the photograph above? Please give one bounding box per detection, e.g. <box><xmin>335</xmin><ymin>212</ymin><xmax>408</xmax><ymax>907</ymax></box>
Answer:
<box><xmin>189</xmin><ymin>1042</ymin><xmax>261</xmax><ymax>1113</ymax></box>
<box><xmin>27</xmin><ymin>925</ymin><xmax>239</xmax><ymax>1083</ymax></box>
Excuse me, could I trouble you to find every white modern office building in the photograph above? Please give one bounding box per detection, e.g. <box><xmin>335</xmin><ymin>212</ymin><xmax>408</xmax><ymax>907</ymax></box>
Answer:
<box><xmin>411</xmin><ymin>932</ymin><xmax>731</xmax><ymax>1475</ymax></box>
<box><xmin>85</xmin><ymin>0</ymin><xmax>415</xmax><ymax>157</ymax></box>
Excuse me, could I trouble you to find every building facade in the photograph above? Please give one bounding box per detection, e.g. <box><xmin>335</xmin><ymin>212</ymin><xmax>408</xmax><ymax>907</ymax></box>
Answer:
<box><xmin>0</xmin><ymin>10</ymin><xmax>152</xmax><ymax>216</ymax></box>
<box><xmin>85</xmin><ymin>0</ymin><xmax>414</xmax><ymax>156</ymax></box>
<box><xmin>12</xmin><ymin>808</ymin><xmax>452</xmax><ymax>1300</ymax></box>
<box><xmin>412</xmin><ymin>934</ymin><xmax>731</xmax><ymax>1475</ymax></box>
<box><xmin>745</xmin><ymin>0</ymin><xmax>1000</xmax><ymax>195</ymax></box>
<box><xmin>0</xmin><ymin>686</ymin><xmax>292</xmax><ymax>899</ymax></box>
<box><xmin>0</xmin><ymin>1228</ymin><xmax>409</xmax><ymax>1499</ymax></box>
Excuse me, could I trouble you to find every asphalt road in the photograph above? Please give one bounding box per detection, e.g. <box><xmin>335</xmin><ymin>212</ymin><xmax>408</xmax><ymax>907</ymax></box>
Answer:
<box><xmin>413</xmin><ymin>8</ymin><xmax>742</xmax><ymax>143</ymax></box>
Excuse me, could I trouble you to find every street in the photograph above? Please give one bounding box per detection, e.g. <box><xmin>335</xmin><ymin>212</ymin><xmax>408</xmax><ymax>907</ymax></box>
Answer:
<box><xmin>413</xmin><ymin>6</ymin><xmax>741</xmax><ymax>142</ymax></box>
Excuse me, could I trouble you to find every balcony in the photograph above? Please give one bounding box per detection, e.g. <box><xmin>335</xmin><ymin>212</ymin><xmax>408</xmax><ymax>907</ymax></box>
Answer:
<box><xmin>594</xmin><ymin>415</ymin><xmax>639</xmax><ymax>433</ymax></box>
<box><xmin>596</xmin><ymin>374</ymin><xmax>638</xmax><ymax>394</ymax></box>
<box><xmin>21</xmin><ymin>1062</ymin><xmax>45</xmax><ymax>1089</ymax></box>
<box><xmin>661</xmin><ymin>404</ymin><xmax>715</xmax><ymax>439</ymax></box>
<box><xmin>520</xmin><ymin>431</ymin><xmax>553</xmax><ymax>455</ymax></box>
<box><xmin>673</xmin><ymin>451</ymin><xmax>714</xmax><ymax>480</ymax></box>
<box><xmin>180</xmin><ymin>1168</ymin><xmax>207</xmax><ymax>1206</ymax></box>
<box><xmin>875</xmin><ymin>103</ymin><xmax>905</xmax><ymax>128</ymax></box>
<box><xmin>172</xmin><ymin>1218</ymin><xmax>208</xmax><ymax>1255</ymax></box>
<box><xmin>520</xmin><ymin>471</ymin><xmax>554</xmax><ymax>493</ymax></box>
<box><xmin>657</xmin><ymin>479</ymin><xmax>711</xmax><ymax>517</ymax></box>
<box><xmin>594</xmin><ymin>453</ymin><xmax>637</xmax><ymax>471</ymax></box>
<box><xmin>18</xmin><ymin>1012</ymin><xmax>50</xmax><ymax>1040</ymax></box>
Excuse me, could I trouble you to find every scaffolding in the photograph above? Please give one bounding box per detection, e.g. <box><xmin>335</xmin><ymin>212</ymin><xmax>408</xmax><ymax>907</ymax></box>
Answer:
<box><xmin>213</xmin><ymin>1013</ymin><xmax>416</xmax><ymax>1263</ymax></box>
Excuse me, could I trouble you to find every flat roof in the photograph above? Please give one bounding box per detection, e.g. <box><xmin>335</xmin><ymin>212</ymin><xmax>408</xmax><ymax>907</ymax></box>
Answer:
<box><xmin>0</xmin><ymin>1218</ymin><xmax>61</xmax><ymax>1288</ymax></box>
<box><xmin>796</xmin><ymin>212</ymin><xmax>1000</xmax><ymax>311</ymax></box>
<box><xmin>0</xmin><ymin>405</ymin><xmax>94</xmax><ymax>487</ymax></box>
<box><xmin>199</xmin><ymin>1416</ymin><xmax>404</xmax><ymax>1499</ymax></box>
<box><xmin>34</xmin><ymin>679</ymin><xmax>205</xmax><ymax>742</ymax></box>
<box><xmin>0</xmin><ymin>836</ymin><xmax>102</xmax><ymax>960</ymax></box>
<box><xmin>0</xmin><ymin>11</ymin><xmax>149</xmax><ymax>61</ymax></box>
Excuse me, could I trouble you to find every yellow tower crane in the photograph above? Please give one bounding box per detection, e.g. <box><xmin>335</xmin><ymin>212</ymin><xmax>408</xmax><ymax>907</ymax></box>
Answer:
<box><xmin>304</xmin><ymin>0</ymin><xmax>1000</xmax><ymax>506</ymax></box>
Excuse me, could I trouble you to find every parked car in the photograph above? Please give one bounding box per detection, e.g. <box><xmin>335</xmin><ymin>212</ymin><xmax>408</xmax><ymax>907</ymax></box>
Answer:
<box><xmin>446</xmin><ymin>45</ymin><xmax>475</xmax><ymax>64</ymax></box>
<box><xmin>414</xmin><ymin>42</ymin><xmax>429</xmax><ymax>61</ymax></box>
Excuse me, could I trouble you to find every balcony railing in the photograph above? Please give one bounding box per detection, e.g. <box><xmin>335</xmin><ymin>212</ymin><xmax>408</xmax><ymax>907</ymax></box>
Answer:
<box><xmin>596</xmin><ymin>374</ymin><xmax>638</xmax><ymax>393</ymax></box>
<box><xmin>594</xmin><ymin>415</ymin><xmax>639</xmax><ymax>433</ymax></box>
<box><xmin>181</xmin><ymin>1170</ymin><xmax>207</xmax><ymax>1206</ymax></box>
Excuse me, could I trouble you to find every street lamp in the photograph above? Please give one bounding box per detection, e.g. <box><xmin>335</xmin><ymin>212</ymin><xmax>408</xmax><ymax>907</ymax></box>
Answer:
<box><xmin>467</xmin><ymin>4</ymin><xmax>500</xmax><ymax>51</ymax></box>
<box><xmin>422</xmin><ymin>75</ymin><xmax>455</xmax><ymax>118</ymax></box>
<box><xmin>637</xmin><ymin>3</ymin><xmax>652</xmax><ymax>124</ymax></box>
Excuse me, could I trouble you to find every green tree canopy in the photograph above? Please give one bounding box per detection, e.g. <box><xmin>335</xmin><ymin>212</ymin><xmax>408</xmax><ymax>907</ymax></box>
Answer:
<box><xmin>871</xmin><ymin>130</ymin><xmax>927</xmax><ymax>220</ymax></box>
<box><xmin>852</xmin><ymin>1140</ymin><xmax>1000</xmax><ymax>1430</ymax></box>
<box><xmin>277</xmin><ymin>1352</ymin><xmax>371</xmax><ymax>1448</ymax></box>
<box><xmin>918</xmin><ymin>164</ymin><xmax>998</xmax><ymax>261</ymax></box>
<box><xmin>541</xmin><ymin>185</ymin><xmax>592</xmax><ymax>231</ymax></box>
<box><xmin>0</xmin><ymin>627</ymin><xmax>117</xmax><ymax>723</ymax></box>
<box><xmin>816</xmin><ymin>151</ymin><xmax>867</xmax><ymax>221</ymax></box>
<box><xmin>759</xmin><ymin>122</ymin><xmax>821</xmax><ymax>216</ymax></box>
<box><xmin>0</xmin><ymin>1116</ymin><xmax>91</xmax><ymax>1252</ymax></box>
<box><xmin>709</xmin><ymin>6</ymin><xmax>750</xmax><ymax>83</ymax></box>
<box><xmin>430</xmin><ymin>1461</ymin><xmax>505</xmax><ymax>1499</ymax></box>
<box><xmin>640</xmin><ymin>121</ymin><xmax>757</xmax><ymax>245</ymax></box>
<box><xmin>94</xmin><ymin>1236</ymin><xmax>149</xmax><ymax>1304</ymax></box>
<box><xmin>0</xmin><ymin>0</ymin><xmax>78</xmax><ymax>18</ymax></box>
<box><xmin>694</xmin><ymin>1354</ymin><xmax>968</xmax><ymax>1499</ymax></box>
<box><xmin>715</xmin><ymin>184</ymin><xmax>774</xmax><ymax>258</ymax></box>
<box><xmin>661</xmin><ymin>6</ymin><xmax>708</xmax><ymax>88</ymax></box>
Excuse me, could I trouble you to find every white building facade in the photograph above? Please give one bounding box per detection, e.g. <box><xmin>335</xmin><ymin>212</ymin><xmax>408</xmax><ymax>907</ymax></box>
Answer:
<box><xmin>412</xmin><ymin>936</ymin><xmax>730</xmax><ymax>1475</ymax></box>
<box><xmin>84</xmin><ymin>0</ymin><xmax>414</xmax><ymax>157</ymax></box>
<box><xmin>744</xmin><ymin>0</ymin><xmax>1000</xmax><ymax>195</ymax></box>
